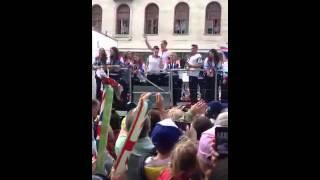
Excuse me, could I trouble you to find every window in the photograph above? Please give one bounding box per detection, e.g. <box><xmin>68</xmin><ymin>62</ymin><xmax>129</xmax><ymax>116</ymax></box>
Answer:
<box><xmin>92</xmin><ymin>5</ymin><xmax>102</xmax><ymax>32</ymax></box>
<box><xmin>116</xmin><ymin>4</ymin><xmax>130</xmax><ymax>34</ymax></box>
<box><xmin>145</xmin><ymin>3</ymin><xmax>159</xmax><ymax>34</ymax></box>
<box><xmin>205</xmin><ymin>2</ymin><xmax>221</xmax><ymax>35</ymax></box>
<box><xmin>174</xmin><ymin>3</ymin><xmax>189</xmax><ymax>34</ymax></box>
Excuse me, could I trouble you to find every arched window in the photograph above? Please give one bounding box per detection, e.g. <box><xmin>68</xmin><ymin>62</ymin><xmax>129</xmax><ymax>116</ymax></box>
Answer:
<box><xmin>205</xmin><ymin>2</ymin><xmax>221</xmax><ymax>35</ymax></box>
<box><xmin>92</xmin><ymin>5</ymin><xmax>102</xmax><ymax>32</ymax></box>
<box><xmin>145</xmin><ymin>3</ymin><xmax>159</xmax><ymax>34</ymax></box>
<box><xmin>116</xmin><ymin>4</ymin><xmax>130</xmax><ymax>34</ymax></box>
<box><xmin>174</xmin><ymin>2</ymin><xmax>189</xmax><ymax>34</ymax></box>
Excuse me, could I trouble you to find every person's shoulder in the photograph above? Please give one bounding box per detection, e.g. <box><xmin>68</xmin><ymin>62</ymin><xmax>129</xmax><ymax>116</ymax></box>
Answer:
<box><xmin>189</xmin><ymin>54</ymin><xmax>196</xmax><ymax>59</ymax></box>
<box><xmin>202</xmin><ymin>126</ymin><xmax>215</xmax><ymax>136</ymax></box>
<box><xmin>191</xmin><ymin>53</ymin><xmax>201</xmax><ymax>58</ymax></box>
<box><xmin>158</xmin><ymin>168</ymin><xmax>171</xmax><ymax>180</ymax></box>
<box><xmin>144</xmin><ymin>156</ymin><xmax>154</xmax><ymax>165</ymax></box>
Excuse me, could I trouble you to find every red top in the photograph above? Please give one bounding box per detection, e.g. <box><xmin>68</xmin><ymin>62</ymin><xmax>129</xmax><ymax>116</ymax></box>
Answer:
<box><xmin>158</xmin><ymin>168</ymin><xmax>171</xmax><ymax>180</ymax></box>
<box><xmin>158</xmin><ymin>168</ymin><xmax>193</xmax><ymax>180</ymax></box>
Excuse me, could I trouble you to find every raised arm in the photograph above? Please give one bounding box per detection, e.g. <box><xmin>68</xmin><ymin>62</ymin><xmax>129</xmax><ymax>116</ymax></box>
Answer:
<box><xmin>143</xmin><ymin>35</ymin><xmax>153</xmax><ymax>51</ymax></box>
<box><xmin>184</xmin><ymin>100</ymin><xmax>207</xmax><ymax>122</ymax></box>
<box><xmin>145</xmin><ymin>56</ymin><xmax>149</xmax><ymax>71</ymax></box>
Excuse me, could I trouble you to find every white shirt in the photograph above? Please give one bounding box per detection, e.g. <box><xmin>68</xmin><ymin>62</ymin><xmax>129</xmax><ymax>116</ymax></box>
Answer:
<box><xmin>204</xmin><ymin>57</ymin><xmax>215</xmax><ymax>77</ymax></box>
<box><xmin>160</xmin><ymin>49</ymin><xmax>169</xmax><ymax>70</ymax></box>
<box><xmin>204</xmin><ymin>57</ymin><xmax>214</xmax><ymax>70</ymax></box>
<box><xmin>187</xmin><ymin>53</ymin><xmax>203</xmax><ymax>77</ymax></box>
<box><xmin>147</xmin><ymin>55</ymin><xmax>162</xmax><ymax>74</ymax></box>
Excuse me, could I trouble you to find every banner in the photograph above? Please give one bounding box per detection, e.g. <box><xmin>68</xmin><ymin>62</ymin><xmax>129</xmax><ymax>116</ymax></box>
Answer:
<box><xmin>113</xmin><ymin>100</ymin><xmax>149</xmax><ymax>176</ymax></box>
<box><xmin>95</xmin><ymin>85</ymin><xmax>114</xmax><ymax>174</ymax></box>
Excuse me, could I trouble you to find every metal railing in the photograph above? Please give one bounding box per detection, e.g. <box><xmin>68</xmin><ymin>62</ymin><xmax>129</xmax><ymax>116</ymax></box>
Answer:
<box><xmin>95</xmin><ymin>66</ymin><xmax>225</xmax><ymax>107</ymax></box>
<box><xmin>131</xmin><ymin>71</ymin><xmax>173</xmax><ymax>106</ymax></box>
<box><xmin>167</xmin><ymin>69</ymin><xmax>220</xmax><ymax>105</ymax></box>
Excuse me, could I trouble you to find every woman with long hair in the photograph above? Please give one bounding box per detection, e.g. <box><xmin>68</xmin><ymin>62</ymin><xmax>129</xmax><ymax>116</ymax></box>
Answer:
<box><xmin>109</xmin><ymin>47</ymin><xmax>129</xmax><ymax>109</ymax></box>
<box><xmin>109</xmin><ymin>47</ymin><xmax>122</xmax><ymax>66</ymax></box>
<box><xmin>93</xmin><ymin>48</ymin><xmax>107</xmax><ymax>101</ymax></box>
<box><xmin>108</xmin><ymin>46</ymin><xmax>124</xmax><ymax>82</ymax></box>
<box><xmin>203</xmin><ymin>49</ymin><xmax>220</xmax><ymax>102</ymax></box>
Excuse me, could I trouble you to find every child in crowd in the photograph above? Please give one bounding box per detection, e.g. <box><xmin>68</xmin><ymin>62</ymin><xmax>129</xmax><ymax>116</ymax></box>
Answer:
<box><xmin>158</xmin><ymin>137</ymin><xmax>202</xmax><ymax>180</ymax></box>
<box><xmin>143</xmin><ymin>118</ymin><xmax>183</xmax><ymax>180</ymax></box>
<box><xmin>191</xmin><ymin>115</ymin><xmax>213</xmax><ymax>141</ymax></box>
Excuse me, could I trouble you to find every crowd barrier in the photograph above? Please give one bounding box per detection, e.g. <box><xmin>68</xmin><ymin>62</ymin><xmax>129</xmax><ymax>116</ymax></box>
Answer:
<box><xmin>94</xmin><ymin>66</ymin><xmax>227</xmax><ymax>108</ymax></box>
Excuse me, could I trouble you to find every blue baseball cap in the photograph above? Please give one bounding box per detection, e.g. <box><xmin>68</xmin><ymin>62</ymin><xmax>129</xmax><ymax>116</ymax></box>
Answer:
<box><xmin>206</xmin><ymin>101</ymin><xmax>228</xmax><ymax>119</ymax></box>
<box><xmin>151</xmin><ymin>119</ymin><xmax>182</xmax><ymax>153</ymax></box>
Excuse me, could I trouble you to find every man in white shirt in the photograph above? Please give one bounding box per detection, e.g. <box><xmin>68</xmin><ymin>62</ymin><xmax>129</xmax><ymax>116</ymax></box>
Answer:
<box><xmin>186</xmin><ymin>44</ymin><xmax>203</xmax><ymax>104</ymax></box>
<box><xmin>145</xmin><ymin>46</ymin><xmax>163</xmax><ymax>85</ymax></box>
<box><xmin>144</xmin><ymin>36</ymin><xmax>170</xmax><ymax>71</ymax></box>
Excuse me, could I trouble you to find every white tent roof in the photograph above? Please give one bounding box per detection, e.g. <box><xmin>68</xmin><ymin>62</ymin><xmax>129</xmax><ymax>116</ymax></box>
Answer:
<box><xmin>92</xmin><ymin>31</ymin><xmax>117</xmax><ymax>63</ymax></box>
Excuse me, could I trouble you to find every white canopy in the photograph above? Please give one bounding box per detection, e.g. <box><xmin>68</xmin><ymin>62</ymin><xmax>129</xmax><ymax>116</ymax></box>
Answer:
<box><xmin>92</xmin><ymin>30</ymin><xmax>117</xmax><ymax>63</ymax></box>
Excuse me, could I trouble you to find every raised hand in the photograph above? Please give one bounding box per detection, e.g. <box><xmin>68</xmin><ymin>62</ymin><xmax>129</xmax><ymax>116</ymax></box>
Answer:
<box><xmin>92</xmin><ymin>158</ymin><xmax>96</xmax><ymax>174</ymax></box>
<box><xmin>110</xmin><ymin>167</ymin><xmax>126</xmax><ymax>180</ymax></box>
<box><xmin>155</xmin><ymin>93</ymin><xmax>164</xmax><ymax>112</ymax></box>
<box><xmin>190</xmin><ymin>100</ymin><xmax>207</xmax><ymax>116</ymax></box>
<box><xmin>139</xmin><ymin>92</ymin><xmax>152</xmax><ymax>102</ymax></box>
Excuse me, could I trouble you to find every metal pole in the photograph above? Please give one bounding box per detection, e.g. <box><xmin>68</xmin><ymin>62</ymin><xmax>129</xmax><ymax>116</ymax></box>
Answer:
<box><xmin>214</xmin><ymin>69</ymin><xmax>218</xmax><ymax>101</ymax></box>
<box><xmin>141</xmin><ymin>75</ymin><xmax>166</xmax><ymax>92</ymax></box>
<box><xmin>132</xmin><ymin>92</ymin><xmax>171</xmax><ymax>94</ymax></box>
<box><xmin>169</xmin><ymin>70</ymin><xmax>174</xmax><ymax>107</ymax></box>
<box><xmin>128</xmin><ymin>68</ymin><xmax>132</xmax><ymax>102</ymax></box>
